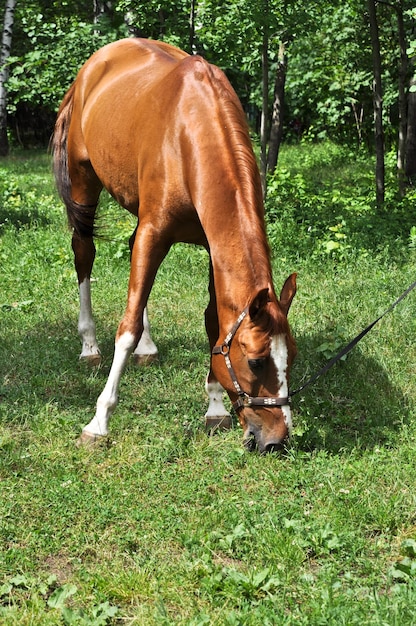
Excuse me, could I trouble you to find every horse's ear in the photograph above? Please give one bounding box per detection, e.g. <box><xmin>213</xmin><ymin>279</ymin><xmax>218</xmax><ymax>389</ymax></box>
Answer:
<box><xmin>248</xmin><ymin>287</ymin><xmax>269</xmax><ymax>320</ymax></box>
<box><xmin>279</xmin><ymin>273</ymin><xmax>297</xmax><ymax>316</ymax></box>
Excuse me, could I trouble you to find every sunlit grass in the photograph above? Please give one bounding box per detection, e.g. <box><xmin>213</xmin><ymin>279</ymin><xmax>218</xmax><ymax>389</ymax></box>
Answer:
<box><xmin>1</xmin><ymin>146</ymin><xmax>415</xmax><ymax>624</ymax></box>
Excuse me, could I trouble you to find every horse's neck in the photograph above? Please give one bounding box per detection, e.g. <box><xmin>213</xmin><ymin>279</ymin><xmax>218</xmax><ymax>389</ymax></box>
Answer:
<box><xmin>208</xmin><ymin>220</ymin><xmax>273</xmax><ymax>327</ymax></box>
<box><xmin>190</xmin><ymin>132</ymin><xmax>272</xmax><ymax>325</ymax></box>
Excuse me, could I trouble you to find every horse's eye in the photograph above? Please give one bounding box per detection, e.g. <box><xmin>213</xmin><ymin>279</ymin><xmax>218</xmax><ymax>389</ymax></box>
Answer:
<box><xmin>248</xmin><ymin>358</ymin><xmax>266</xmax><ymax>372</ymax></box>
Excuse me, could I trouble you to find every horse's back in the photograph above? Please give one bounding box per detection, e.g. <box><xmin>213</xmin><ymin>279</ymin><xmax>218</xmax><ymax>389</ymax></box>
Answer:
<box><xmin>63</xmin><ymin>39</ymin><xmax>189</xmax><ymax>211</ymax></box>
<box><xmin>78</xmin><ymin>38</ymin><xmax>188</xmax><ymax>101</ymax></box>
<box><xmin>60</xmin><ymin>38</ymin><xmax>255</xmax><ymax>234</ymax></box>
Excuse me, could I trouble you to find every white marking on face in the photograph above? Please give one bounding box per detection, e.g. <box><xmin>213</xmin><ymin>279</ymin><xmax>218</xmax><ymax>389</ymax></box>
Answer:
<box><xmin>270</xmin><ymin>334</ymin><xmax>292</xmax><ymax>436</ymax></box>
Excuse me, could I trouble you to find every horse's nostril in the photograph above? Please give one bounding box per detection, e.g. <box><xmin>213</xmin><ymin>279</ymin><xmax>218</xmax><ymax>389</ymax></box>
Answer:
<box><xmin>263</xmin><ymin>441</ymin><xmax>285</xmax><ymax>454</ymax></box>
<box><xmin>243</xmin><ymin>433</ymin><xmax>257</xmax><ymax>451</ymax></box>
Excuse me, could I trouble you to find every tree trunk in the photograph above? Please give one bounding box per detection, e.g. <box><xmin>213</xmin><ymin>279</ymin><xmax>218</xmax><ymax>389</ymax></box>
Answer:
<box><xmin>267</xmin><ymin>41</ymin><xmax>287</xmax><ymax>174</ymax></box>
<box><xmin>396</xmin><ymin>1</ymin><xmax>407</xmax><ymax>196</ymax></box>
<box><xmin>405</xmin><ymin>74</ymin><xmax>416</xmax><ymax>184</ymax></box>
<box><xmin>367</xmin><ymin>0</ymin><xmax>385</xmax><ymax>206</ymax></box>
<box><xmin>0</xmin><ymin>0</ymin><xmax>16</xmax><ymax>157</ymax></box>
<box><xmin>260</xmin><ymin>28</ymin><xmax>268</xmax><ymax>198</ymax></box>
<box><xmin>93</xmin><ymin>1</ymin><xmax>112</xmax><ymax>22</ymax></box>
<box><xmin>189</xmin><ymin>0</ymin><xmax>196</xmax><ymax>53</ymax></box>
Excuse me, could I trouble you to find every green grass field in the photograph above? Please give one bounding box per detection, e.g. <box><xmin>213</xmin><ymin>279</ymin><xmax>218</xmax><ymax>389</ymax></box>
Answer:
<box><xmin>1</xmin><ymin>146</ymin><xmax>416</xmax><ymax>625</ymax></box>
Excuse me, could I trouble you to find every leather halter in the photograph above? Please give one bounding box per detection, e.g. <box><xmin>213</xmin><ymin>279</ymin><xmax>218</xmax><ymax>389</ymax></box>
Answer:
<box><xmin>212</xmin><ymin>307</ymin><xmax>291</xmax><ymax>411</ymax></box>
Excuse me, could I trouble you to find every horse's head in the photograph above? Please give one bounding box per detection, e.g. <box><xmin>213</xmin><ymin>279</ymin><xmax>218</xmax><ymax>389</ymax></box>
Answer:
<box><xmin>213</xmin><ymin>274</ymin><xmax>297</xmax><ymax>453</ymax></box>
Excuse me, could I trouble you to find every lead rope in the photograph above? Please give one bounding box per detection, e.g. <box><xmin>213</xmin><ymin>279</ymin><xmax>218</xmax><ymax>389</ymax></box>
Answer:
<box><xmin>290</xmin><ymin>279</ymin><xmax>416</xmax><ymax>398</ymax></box>
<box><xmin>212</xmin><ymin>279</ymin><xmax>416</xmax><ymax>409</ymax></box>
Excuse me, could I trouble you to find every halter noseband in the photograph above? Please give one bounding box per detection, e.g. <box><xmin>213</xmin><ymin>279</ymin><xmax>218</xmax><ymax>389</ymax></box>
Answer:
<box><xmin>212</xmin><ymin>307</ymin><xmax>291</xmax><ymax>412</ymax></box>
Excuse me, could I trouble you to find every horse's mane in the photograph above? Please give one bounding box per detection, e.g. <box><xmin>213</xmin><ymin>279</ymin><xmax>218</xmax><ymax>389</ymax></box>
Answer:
<box><xmin>208</xmin><ymin>64</ymin><xmax>264</xmax><ymax>213</ymax></box>
<box><xmin>202</xmin><ymin>63</ymin><xmax>271</xmax><ymax>281</ymax></box>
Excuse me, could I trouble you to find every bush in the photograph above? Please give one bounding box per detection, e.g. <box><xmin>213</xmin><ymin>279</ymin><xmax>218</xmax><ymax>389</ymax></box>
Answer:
<box><xmin>265</xmin><ymin>143</ymin><xmax>416</xmax><ymax>263</ymax></box>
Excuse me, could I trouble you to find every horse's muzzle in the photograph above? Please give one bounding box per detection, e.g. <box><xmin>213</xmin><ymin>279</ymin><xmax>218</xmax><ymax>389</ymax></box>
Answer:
<box><xmin>243</xmin><ymin>423</ymin><xmax>288</xmax><ymax>454</ymax></box>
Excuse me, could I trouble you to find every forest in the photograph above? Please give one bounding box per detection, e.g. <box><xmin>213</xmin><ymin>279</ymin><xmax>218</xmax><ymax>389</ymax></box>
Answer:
<box><xmin>2</xmin><ymin>0</ymin><xmax>416</xmax><ymax>200</ymax></box>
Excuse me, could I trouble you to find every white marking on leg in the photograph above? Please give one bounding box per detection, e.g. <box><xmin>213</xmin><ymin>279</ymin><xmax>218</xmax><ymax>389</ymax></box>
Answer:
<box><xmin>78</xmin><ymin>278</ymin><xmax>100</xmax><ymax>359</ymax></box>
<box><xmin>82</xmin><ymin>331</ymin><xmax>136</xmax><ymax>436</ymax></box>
<box><xmin>133</xmin><ymin>307</ymin><xmax>158</xmax><ymax>359</ymax></box>
<box><xmin>270</xmin><ymin>335</ymin><xmax>292</xmax><ymax>436</ymax></box>
<box><xmin>204</xmin><ymin>378</ymin><xmax>230</xmax><ymax>418</ymax></box>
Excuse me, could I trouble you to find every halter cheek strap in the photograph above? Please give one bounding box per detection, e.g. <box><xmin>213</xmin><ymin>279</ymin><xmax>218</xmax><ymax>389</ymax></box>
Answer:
<box><xmin>212</xmin><ymin>307</ymin><xmax>291</xmax><ymax>411</ymax></box>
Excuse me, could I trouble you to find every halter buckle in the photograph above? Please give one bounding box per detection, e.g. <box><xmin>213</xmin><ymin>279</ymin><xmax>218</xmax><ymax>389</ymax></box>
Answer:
<box><xmin>219</xmin><ymin>343</ymin><xmax>230</xmax><ymax>356</ymax></box>
<box><xmin>238</xmin><ymin>393</ymin><xmax>251</xmax><ymax>407</ymax></box>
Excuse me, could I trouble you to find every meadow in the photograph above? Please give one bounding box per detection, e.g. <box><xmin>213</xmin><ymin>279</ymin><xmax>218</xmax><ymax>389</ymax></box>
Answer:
<box><xmin>0</xmin><ymin>144</ymin><xmax>416</xmax><ymax>625</ymax></box>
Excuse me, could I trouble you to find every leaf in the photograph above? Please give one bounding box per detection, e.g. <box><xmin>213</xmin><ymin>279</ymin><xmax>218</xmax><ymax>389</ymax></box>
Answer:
<box><xmin>0</xmin><ymin>583</ymin><xmax>12</xmax><ymax>597</ymax></box>
<box><xmin>252</xmin><ymin>568</ymin><xmax>270</xmax><ymax>588</ymax></box>
<box><xmin>47</xmin><ymin>583</ymin><xmax>78</xmax><ymax>609</ymax></box>
<box><xmin>91</xmin><ymin>601</ymin><xmax>119</xmax><ymax>624</ymax></box>
<box><xmin>9</xmin><ymin>574</ymin><xmax>30</xmax><ymax>588</ymax></box>
<box><xmin>402</xmin><ymin>538</ymin><xmax>416</xmax><ymax>558</ymax></box>
<box><xmin>324</xmin><ymin>240</ymin><xmax>341</xmax><ymax>252</ymax></box>
<box><xmin>61</xmin><ymin>607</ymin><xmax>81</xmax><ymax>625</ymax></box>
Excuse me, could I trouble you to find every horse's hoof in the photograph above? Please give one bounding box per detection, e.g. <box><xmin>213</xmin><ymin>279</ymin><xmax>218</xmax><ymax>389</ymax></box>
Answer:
<box><xmin>76</xmin><ymin>430</ymin><xmax>105</xmax><ymax>447</ymax></box>
<box><xmin>80</xmin><ymin>353</ymin><xmax>102</xmax><ymax>367</ymax></box>
<box><xmin>205</xmin><ymin>415</ymin><xmax>233</xmax><ymax>433</ymax></box>
<box><xmin>133</xmin><ymin>353</ymin><xmax>159</xmax><ymax>366</ymax></box>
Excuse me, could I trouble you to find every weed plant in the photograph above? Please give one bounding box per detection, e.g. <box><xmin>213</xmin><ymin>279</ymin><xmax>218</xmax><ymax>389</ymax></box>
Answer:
<box><xmin>0</xmin><ymin>146</ymin><xmax>415</xmax><ymax>624</ymax></box>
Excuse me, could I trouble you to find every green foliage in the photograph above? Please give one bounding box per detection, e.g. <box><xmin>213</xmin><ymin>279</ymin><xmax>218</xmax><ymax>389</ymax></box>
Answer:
<box><xmin>316</xmin><ymin>325</ymin><xmax>349</xmax><ymax>362</ymax></box>
<box><xmin>3</xmin><ymin>0</ymin><xmax>416</xmax><ymax>156</ymax></box>
<box><xmin>115</xmin><ymin>0</ymin><xmax>192</xmax><ymax>47</ymax></box>
<box><xmin>0</xmin><ymin>574</ymin><xmax>117</xmax><ymax>625</ymax></box>
<box><xmin>390</xmin><ymin>539</ymin><xmax>416</xmax><ymax>582</ymax></box>
<box><xmin>265</xmin><ymin>142</ymin><xmax>416</xmax><ymax>263</ymax></box>
<box><xmin>409</xmin><ymin>225</ymin><xmax>416</xmax><ymax>248</ymax></box>
<box><xmin>7</xmin><ymin>4</ymin><xmax>126</xmax><ymax>113</ymax></box>
<box><xmin>0</xmin><ymin>164</ymin><xmax>61</xmax><ymax>230</ymax></box>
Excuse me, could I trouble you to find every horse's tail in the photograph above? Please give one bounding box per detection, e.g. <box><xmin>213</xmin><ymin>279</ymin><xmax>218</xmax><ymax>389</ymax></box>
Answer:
<box><xmin>51</xmin><ymin>84</ymin><xmax>96</xmax><ymax>237</ymax></box>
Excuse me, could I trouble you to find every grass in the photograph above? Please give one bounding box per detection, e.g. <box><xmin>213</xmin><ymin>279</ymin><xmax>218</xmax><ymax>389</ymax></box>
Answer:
<box><xmin>1</xmin><ymin>146</ymin><xmax>416</xmax><ymax>625</ymax></box>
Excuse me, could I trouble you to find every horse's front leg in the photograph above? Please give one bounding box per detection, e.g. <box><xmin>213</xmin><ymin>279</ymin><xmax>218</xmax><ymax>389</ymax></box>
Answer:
<box><xmin>133</xmin><ymin>307</ymin><xmax>159</xmax><ymax>365</ymax></box>
<box><xmin>204</xmin><ymin>261</ymin><xmax>232</xmax><ymax>432</ymax></box>
<box><xmin>72</xmin><ymin>233</ymin><xmax>101</xmax><ymax>365</ymax></box>
<box><xmin>78</xmin><ymin>221</ymin><xmax>169</xmax><ymax>444</ymax></box>
<box><xmin>77</xmin><ymin>328</ymin><xmax>138</xmax><ymax>444</ymax></box>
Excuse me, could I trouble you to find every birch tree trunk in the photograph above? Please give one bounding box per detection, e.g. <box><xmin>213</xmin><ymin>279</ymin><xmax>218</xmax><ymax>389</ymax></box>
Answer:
<box><xmin>0</xmin><ymin>0</ymin><xmax>16</xmax><ymax>157</ymax></box>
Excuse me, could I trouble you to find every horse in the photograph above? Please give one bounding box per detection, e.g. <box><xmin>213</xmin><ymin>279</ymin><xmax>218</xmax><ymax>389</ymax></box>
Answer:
<box><xmin>52</xmin><ymin>38</ymin><xmax>297</xmax><ymax>453</ymax></box>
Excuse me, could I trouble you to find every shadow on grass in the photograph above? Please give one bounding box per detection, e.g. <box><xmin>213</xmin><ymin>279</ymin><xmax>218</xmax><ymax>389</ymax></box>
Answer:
<box><xmin>0</xmin><ymin>317</ymin><xmax>411</xmax><ymax>455</ymax></box>
<box><xmin>290</xmin><ymin>332</ymin><xmax>412</xmax><ymax>454</ymax></box>
<box><xmin>0</xmin><ymin>317</ymin><xmax>209</xmax><ymax>422</ymax></box>
<box><xmin>0</xmin><ymin>205</ymin><xmax>57</xmax><ymax>231</ymax></box>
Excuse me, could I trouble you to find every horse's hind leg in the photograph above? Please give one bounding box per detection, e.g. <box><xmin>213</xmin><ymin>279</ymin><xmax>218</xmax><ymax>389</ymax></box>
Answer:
<box><xmin>72</xmin><ymin>229</ymin><xmax>101</xmax><ymax>365</ymax></box>
<box><xmin>204</xmin><ymin>261</ymin><xmax>232</xmax><ymax>432</ymax></box>
<box><xmin>66</xmin><ymin>157</ymin><xmax>103</xmax><ymax>365</ymax></box>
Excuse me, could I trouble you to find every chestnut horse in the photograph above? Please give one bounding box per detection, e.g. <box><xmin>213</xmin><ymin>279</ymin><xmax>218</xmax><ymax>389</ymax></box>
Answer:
<box><xmin>52</xmin><ymin>38</ymin><xmax>297</xmax><ymax>453</ymax></box>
